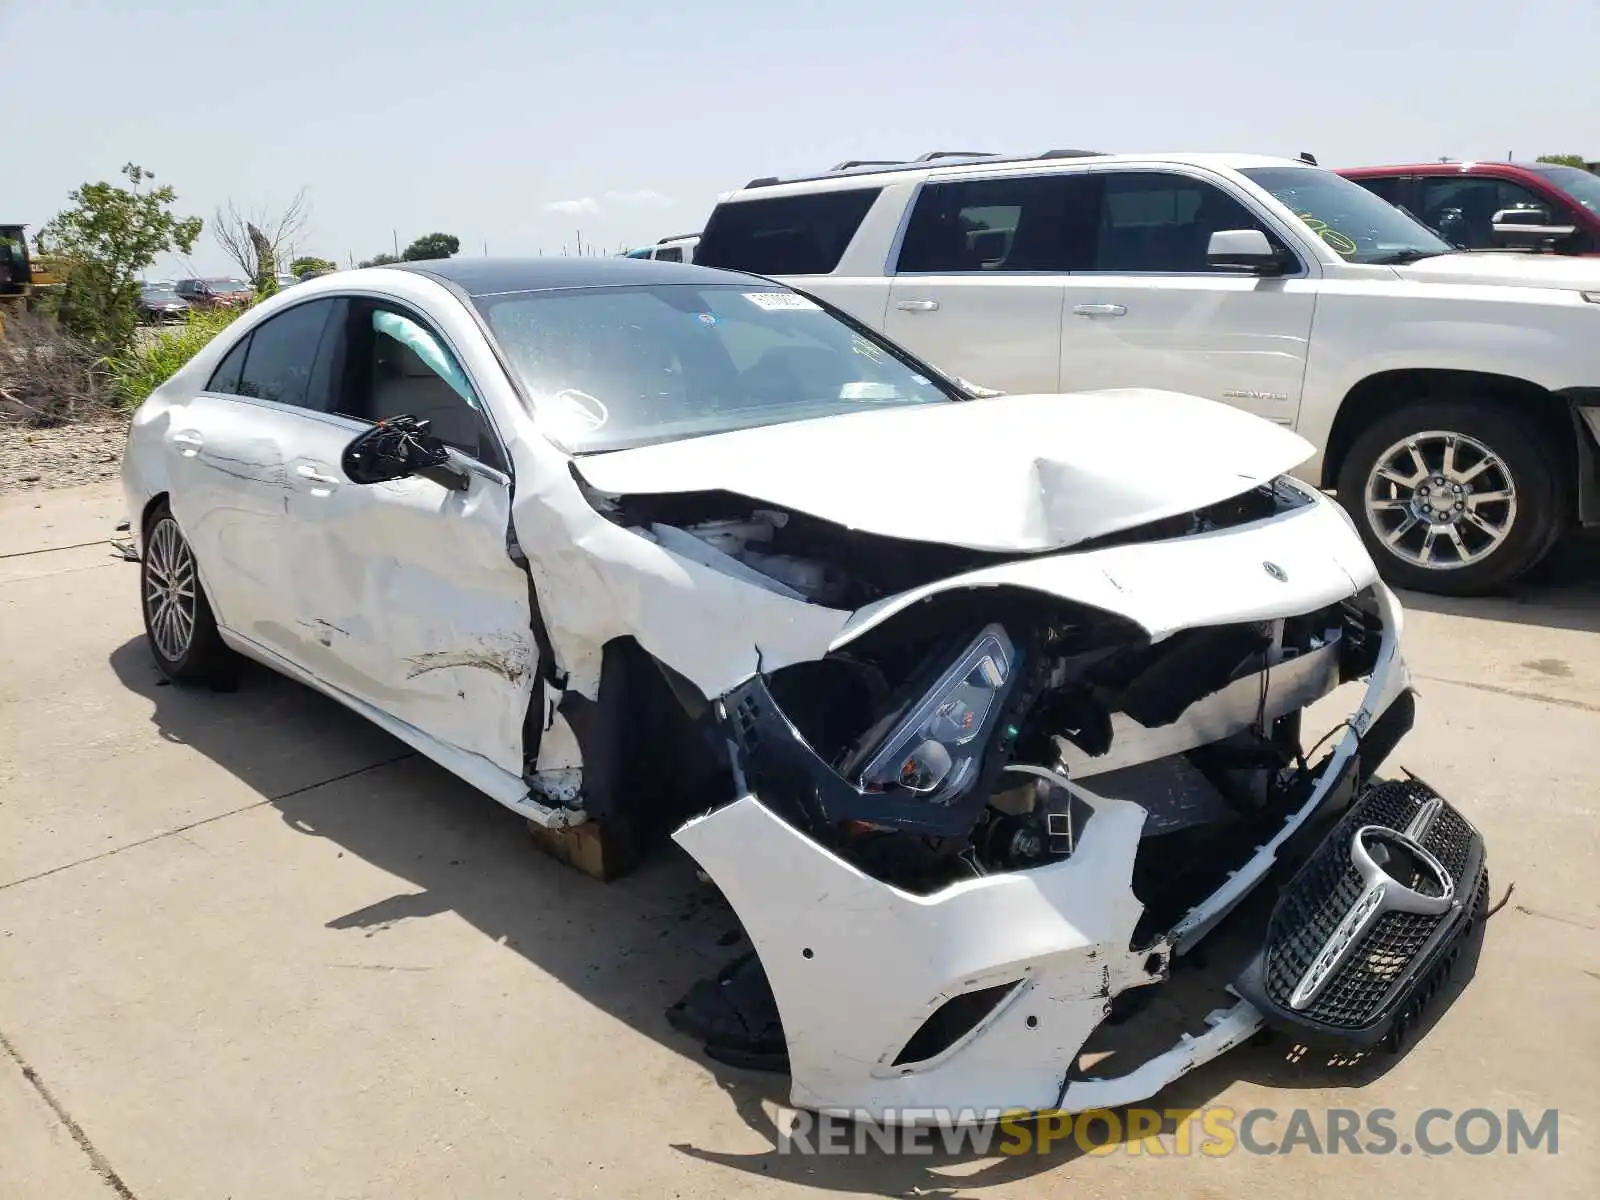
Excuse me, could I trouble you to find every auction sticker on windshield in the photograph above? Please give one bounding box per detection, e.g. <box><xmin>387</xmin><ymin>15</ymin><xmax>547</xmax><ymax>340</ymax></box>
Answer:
<box><xmin>744</xmin><ymin>291</ymin><xmax>821</xmax><ymax>311</ymax></box>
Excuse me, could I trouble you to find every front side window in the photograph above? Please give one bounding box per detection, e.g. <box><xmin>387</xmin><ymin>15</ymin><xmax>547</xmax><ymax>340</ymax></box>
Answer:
<box><xmin>898</xmin><ymin>174</ymin><xmax>1080</xmax><ymax>272</ymax></box>
<box><xmin>1090</xmin><ymin>172</ymin><xmax>1282</xmax><ymax>273</ymax></box>
<box><xmin>1240</xmin><ymin>166</ymin><xmax>1454</xmax><ymax>264</ymax></box>
<box><xmin>477</xmin><ymin>283</ymin><xmax>958</xmax><ymax>453</ymax></box>
<box><xmin>232</xmin><ymin>300</ymin><xmax>336</xmax><ymax>408</ymax></box>
<box><xmin>322</xmin><ymin>298</ymin><xmax>497</xmax><ymax>462</ymax></box>
<box><xmin>694</xmin><ymin>188</ymin><xmax>880</xmax><ymax>275</ymax></box>
<box><xmin>1416</xmin><ymin>175</ymin><xmax>1568</xmax><ymax>249</ymax></box>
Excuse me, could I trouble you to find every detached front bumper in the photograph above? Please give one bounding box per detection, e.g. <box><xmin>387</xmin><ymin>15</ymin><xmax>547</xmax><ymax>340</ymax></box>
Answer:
<box><xmin>670</xmin><ymin>581</ymin><xmax>1492</xmax><ymax>1122</ymax></box>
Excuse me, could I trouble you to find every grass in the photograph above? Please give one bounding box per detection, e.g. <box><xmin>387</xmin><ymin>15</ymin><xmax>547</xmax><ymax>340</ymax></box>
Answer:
<box><xmin>111</xmin><ymin>307</ymin><xmax>241</xmax><ymax>409</ymax></box>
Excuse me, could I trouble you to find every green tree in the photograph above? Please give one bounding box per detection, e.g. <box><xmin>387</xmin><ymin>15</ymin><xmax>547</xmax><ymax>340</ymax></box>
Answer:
<box><xmin>39</xmin><ymin>164</ymin><xmax>203</xmax><ymax>351</ymax></box>
<box><xmin>1536</xmin><ymin>154</ymin><xmax>1590</xmax><ymax>170</ymax></box>
<box><xmin>358</xmin><ymin>252</ymin><xmax>401</xmax><ymax>268</ymax></box>
<box><xmin>401</xmin><ymin>232</ymin><xmax>460</xmax><ymax>261</ymax></box>
<box><xmin>290</xmin><ymin>255</ymin><xmax>337</xmax><ymax>277</ymax></box>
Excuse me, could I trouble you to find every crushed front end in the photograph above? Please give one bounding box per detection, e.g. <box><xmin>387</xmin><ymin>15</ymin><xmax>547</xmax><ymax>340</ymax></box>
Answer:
<box><xmin>666</xmin><ymin>489</ymin><xmax>1488</xmax><ymax>1122</ymax></box>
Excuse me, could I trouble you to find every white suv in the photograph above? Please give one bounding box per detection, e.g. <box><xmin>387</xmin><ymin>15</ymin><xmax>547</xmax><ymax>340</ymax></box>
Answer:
<box><xmin>623</xmin><ymin>233</ymin><xmax>700</xmax><ymax>263</ymax></box>
<box><xmin>694</xmin><ymin>150</ymin><xmax>1600</xmax><ymax>595</ymax></box>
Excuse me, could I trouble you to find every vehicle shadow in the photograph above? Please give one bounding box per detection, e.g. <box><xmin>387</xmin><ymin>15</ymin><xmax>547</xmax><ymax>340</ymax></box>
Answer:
<box><xmin>107</xmin><ymin>636</ymin><xmax>1487</xmax><ymax>1193</ymax></box>
<box><xmin>1394</xmin><ymin>532</ymin><xmax>1600</xmax><ymax>634</ymax></box>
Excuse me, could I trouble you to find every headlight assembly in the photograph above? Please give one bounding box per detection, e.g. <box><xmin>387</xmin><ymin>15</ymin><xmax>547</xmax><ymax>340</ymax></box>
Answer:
<box><xmin>853</xmin><ymin>624</ymin><xmax>1016</xmax><ymax>805</ymax></box>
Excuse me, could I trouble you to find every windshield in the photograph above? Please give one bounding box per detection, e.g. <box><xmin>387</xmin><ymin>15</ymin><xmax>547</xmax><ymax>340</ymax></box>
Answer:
<box><xmin>1240</xmin><ymin>166</ymin><xmax>1455</xmax><ymax>264</ymax></box>
<box><xmin>476</xmin><ymin>283</ymin><xmax>960</xmax><ymax>453</ymax></box>
<box><xmin>1524</xmin><ymin>164</ymin><xmax>1600</xmax><ymax>216</ymax></box>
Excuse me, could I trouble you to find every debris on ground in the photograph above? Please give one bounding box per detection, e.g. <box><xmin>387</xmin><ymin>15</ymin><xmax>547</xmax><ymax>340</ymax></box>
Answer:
<box><xmin>0</xmin><ymin>415</ymin><xmax>130</xmax><ymax>494</ymax></box>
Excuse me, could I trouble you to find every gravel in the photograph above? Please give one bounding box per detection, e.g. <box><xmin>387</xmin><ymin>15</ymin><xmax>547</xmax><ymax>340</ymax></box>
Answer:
<box><xmin>0</xmin><ymin>415</ymin><xmax>131</xmax><ymax>496</ymax></box>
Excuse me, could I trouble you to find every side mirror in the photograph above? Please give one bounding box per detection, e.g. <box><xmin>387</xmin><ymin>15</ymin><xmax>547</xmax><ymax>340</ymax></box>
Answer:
<box><xmin>341</xmin><ymin>416</ymin><xmax>468</xmax><ymax>490</ymax></box>
<box><xmin>1207</xmin><ymin>228</ymin><xmax>1290</xmax><ymax>274</ymax></box>
<box><xmin>1489</xmin><ymin>206</ymin><xmax>1576</xmax><ymax>250</ymax></box>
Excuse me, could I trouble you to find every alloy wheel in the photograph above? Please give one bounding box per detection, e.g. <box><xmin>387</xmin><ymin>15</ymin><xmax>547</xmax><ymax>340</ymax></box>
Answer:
<box><xmin>144</xmin><ymin>516</ymin><xmax>198</xmax><ymax>661</ymax></box>
<box><xmin>1362</xmin><ymin>430</ymin><xmax>1517</xmax><ymax>571</ymax></box>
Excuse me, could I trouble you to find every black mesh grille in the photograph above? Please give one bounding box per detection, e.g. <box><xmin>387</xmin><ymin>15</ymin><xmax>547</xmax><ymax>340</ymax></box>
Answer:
<box><xmin>1262</xmin><ymin>779</ymin><xmax>1482</xmax><ymax>1029</ymax></box>
<box><xmin>1423</xmin><ymin>803</ymin><xmax>1476</xmax><ymax>880</ymax></box>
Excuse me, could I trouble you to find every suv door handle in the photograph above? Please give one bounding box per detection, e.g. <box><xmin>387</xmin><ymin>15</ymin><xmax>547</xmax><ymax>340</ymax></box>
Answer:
<box><xmin>1072</xmin><ymin>303</ymin><xmax>1127</xmax><ymax>317</ymax></box>
<box><xmin>894</xmin><ymin>299</ymin><xmax>940</xmax><ymax>312</ymax></box>
<box><xmin>171</xmin><ymin>431</ymin><xmax>204</xmax><ymax>455</ymax></box>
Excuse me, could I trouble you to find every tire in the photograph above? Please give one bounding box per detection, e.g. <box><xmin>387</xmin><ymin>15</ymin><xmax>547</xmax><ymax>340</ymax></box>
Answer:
<box><xmin>1336</xmin><ymin>398</ymin><xmax>1566</xmax><ymax>596</ymax></box>
<box><xmin>140</xmin><ymin>503</ymin><xmax>236</xmax><ymax>684</ymax></box>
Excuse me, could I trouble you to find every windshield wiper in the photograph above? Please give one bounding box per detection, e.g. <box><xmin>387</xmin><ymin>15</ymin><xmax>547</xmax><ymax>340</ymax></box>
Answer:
<box><xmin>1370</xmin><ymin>249</ymin><xmax>1454</xmax><ymax>265</ymax></box>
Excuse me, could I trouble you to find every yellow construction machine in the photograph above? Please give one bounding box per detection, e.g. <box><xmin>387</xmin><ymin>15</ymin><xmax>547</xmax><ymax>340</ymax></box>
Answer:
<box><xmin>0</xmin><ymin>224</ymin><xmax>67</xmax><ymax>335</ymax></box>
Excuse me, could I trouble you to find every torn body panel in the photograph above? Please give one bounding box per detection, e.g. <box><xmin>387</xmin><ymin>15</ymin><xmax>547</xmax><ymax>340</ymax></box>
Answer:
<box><xmin>674</xmin><ymin>790</ymin><xmax>1153</xmax><ymax>1118</ymax></box>
<box><xmin>505</xmin><ymin>442</ymin><xmax>852</xmax><ymax>702</ymax></box>
<box><xmin>673</xmin><ymin>567</ymin><xmax>1427</xmax><ymax>1120</ymax></box>
<box><xmin>833</xmin><ymin>482</ymin><xmax>1375</xmax><ymax>652</ymax></box>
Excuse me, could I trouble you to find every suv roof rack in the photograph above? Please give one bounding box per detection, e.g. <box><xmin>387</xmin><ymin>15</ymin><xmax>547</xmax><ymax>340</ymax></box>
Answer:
<box><xmin>656</xmin><ymin>232</ymin><xmax>701</xmax><ymax>244</ymax></box>
<box><xmin>743</xmin><ymin>148</ymin><xmax>1109</xmax><ymax>189</ymax></box>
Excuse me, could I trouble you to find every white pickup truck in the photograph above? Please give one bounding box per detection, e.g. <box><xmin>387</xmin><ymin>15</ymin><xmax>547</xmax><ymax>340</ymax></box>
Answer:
<box><xmin>694</xmin><ymin>150</ymin><xmax>1600</xmax><ymax>595</ymax></box>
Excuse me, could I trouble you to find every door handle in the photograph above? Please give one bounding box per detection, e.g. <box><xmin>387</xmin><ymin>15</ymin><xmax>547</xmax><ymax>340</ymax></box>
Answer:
<box><xmin>895</xmin><ymin>299</ymin><xmax>940</xmax><ymax>312</ymax></box>
<box><xmin>1071</xmin><ymin>303</ymin><xmax>1127</xmax><ymax>317</ymax></box>
<box><xmin>295</xmin><ymin>464</ymin><xmax>341</xmax><ymax>487</ymax></box>
<box><xmin>171</xmin><ymin>431</ymin><xmax>204</xmax><ymax>456</ymax></box>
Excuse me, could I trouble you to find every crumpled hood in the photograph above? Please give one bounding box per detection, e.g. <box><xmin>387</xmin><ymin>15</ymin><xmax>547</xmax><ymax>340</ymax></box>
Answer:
<box><xmin>1397</xmin><ymin>251</ymin><xmax>1600</xmax><ymax>291</ymax></box>
<box><xmin>571</xmin><ymin>389</ymin><xmax>1314</xmax><ymax>553</ymax></box>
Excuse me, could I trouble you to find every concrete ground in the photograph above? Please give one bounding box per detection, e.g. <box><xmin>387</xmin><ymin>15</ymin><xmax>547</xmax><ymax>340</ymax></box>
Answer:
<box><xmin>2</xmin><ymin>481</ymin><xmax>1596</xmax><ymax>1199</ymax></box>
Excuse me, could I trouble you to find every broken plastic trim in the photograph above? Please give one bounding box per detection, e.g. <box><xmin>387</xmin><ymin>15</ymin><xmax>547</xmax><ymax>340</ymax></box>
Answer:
<box><xmin>890</xmin><ymin>980</ymin><xmax>1026</xmax><ymax>1068</ymax></box>
<box><xmin>717</xmin><ymin>652</ymin><xmax>1031</xmax><ymax>839</ymax></box>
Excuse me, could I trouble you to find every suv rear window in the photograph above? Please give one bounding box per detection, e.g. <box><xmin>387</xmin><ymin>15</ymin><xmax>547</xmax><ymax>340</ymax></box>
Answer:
<box><xmin>695</xmin><ymin>188</ymin><xmax>879</xmax><ymax>275</ymax></box>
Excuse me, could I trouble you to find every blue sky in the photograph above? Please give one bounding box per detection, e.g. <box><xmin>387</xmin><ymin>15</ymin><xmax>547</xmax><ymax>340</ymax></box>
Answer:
<box><xmin>4</xmin><ymin>0</ymin><xmax>1596</xmax><ymax>277</ymax></box>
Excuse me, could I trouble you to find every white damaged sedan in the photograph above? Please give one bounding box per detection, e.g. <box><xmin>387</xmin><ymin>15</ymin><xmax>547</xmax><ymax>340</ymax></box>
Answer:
<box><xmin>122</xmin><ymin>258</ymin><xmax>1488</xmax><ymax>1123</ymax></box>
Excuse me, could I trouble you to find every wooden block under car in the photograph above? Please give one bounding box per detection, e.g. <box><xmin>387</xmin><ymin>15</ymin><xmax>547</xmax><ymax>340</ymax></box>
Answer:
<box><xmin>526</xmin><ymin>817</ymin><xmax>637</xmax><ymax>881</ymax></box>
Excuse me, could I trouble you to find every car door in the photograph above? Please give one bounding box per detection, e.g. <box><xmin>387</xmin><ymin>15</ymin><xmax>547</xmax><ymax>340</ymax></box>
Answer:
<box><xmin>882</xmin><ymin>172</ymin><xmax>1073</xmax><ymax>394</ymax></box>
<box><xmin>1055</xmin><ymin>168</ymin><xmax>1316</xmax><ymax>428</ymax></box>
<box><xmin>278</xmin><ymin>293</ymin><xmax>533</xmax><ymax>778</ymax></box>
<box><xmin>165</xmin><ymin>297</ymin><xmax>340</xmax><ymax>653</ymax></box>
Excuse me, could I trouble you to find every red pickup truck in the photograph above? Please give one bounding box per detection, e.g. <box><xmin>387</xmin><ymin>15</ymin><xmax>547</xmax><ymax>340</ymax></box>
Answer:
<box><xmin>1338</xmin><ymin>160</ymin><xmax>1600</xmax><ymax>256</ymax></box>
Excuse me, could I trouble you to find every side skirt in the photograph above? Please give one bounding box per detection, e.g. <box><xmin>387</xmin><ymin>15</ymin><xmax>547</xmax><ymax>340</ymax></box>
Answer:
<box><xmin>216</xmin><ymin>627</ymin><xmax>586</xmax><ymax>829</ymax></box>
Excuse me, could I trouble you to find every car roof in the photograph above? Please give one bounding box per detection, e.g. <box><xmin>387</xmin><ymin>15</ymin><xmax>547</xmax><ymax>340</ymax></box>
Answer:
<box><xmin>390</xmin><ymin>256</ymin><xmax>760</xmax><ymax>297</ymax></box>
<box><xmin>719</xmin><ymin>152</ymin><xmax>1311</xmax><ymax>200</ymax></box>
<box><xmin>1340</xmin><ymin>161</ymin><xmax>1555</xmax><ymax>176</ymax></box>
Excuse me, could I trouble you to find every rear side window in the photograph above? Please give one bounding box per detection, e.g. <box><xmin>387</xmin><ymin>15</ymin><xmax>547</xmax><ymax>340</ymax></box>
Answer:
<box><xmin>898</xmin><ymin>174</ymin><xmax>1086</xmax><ymax>272</ymax></box>
<box><xmin>1351</xmin><ymin>176</ymin><xmax>1403</xmax><ymax>204</ymax></box>
<box><xmin>234</xmin><ymin>300</ymin><xmax>337</xmax><ymax>409</ymax></box>
<box><xmin>695</xmin><ymin>188</ymin><xmax>879</xmax><ymax>274</ymax></box>
<box><xmin>206</xmin><ymin>335</ymin><xmax>250</xmax><ymax>393</ymax></box>
<box><xmin>654</xmin><ymin>245</ymin><xmax>683</xmax><ymax>262</ymax></box>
